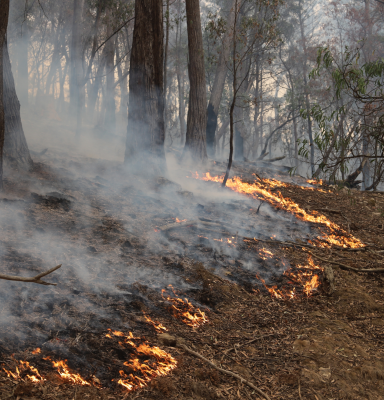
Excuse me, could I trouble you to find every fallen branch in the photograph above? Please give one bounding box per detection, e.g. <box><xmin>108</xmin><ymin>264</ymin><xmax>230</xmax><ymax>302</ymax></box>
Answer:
<box><xmin>305</xmin><ymin>251</ymin><xmax>384</xmax><ymax>273</ymax></box>
<box><xmin>178</xmin><ymin>343</ymin><xmax>271</xmax><ymax>400</ymax></box>
<box><xmin>0</xmin><ymin>265</ymin><xmax>62</xmax><ymax>285</ymax></box>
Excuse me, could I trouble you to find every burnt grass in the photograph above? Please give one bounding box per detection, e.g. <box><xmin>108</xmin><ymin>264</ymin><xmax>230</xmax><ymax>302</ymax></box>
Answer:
<box><xmin>1</xmin><ymin>153</ymin><xmax>384</xmax><ymax>400</ymax></box>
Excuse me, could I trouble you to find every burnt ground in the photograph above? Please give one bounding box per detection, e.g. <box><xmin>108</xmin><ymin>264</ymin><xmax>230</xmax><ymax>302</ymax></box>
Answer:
<box><xmin>0</xmin><ymin>151</ymin><xmax>384</xmax><ymax>400</ymax></box>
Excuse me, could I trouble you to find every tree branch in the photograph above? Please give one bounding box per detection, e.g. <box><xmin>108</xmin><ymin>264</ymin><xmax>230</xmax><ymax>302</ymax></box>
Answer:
<box><xmin>0</xmin><ymin>265</ymin><xmax>62</xmax><ymax>285</ymax></box>
<box><xmin>178</xmin><ymin>343</ymin><xmax>271</xmax><ymax>400</ymax></box>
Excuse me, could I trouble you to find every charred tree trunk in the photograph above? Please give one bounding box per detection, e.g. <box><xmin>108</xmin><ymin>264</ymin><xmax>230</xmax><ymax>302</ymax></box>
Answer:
<box><xmin>3</xmin><ymin>39</ymin><xmax>32</xmax><ymax>170</ymax></box>
<box><xmin>0</xmin><ymin>0</ymin><xmax>9</xmax><ymax>190</ymax></box>
<box><xmin>184</xmin><ymin>0</ymin><xmax>207</xmax><ymax>163</ymax></box>
<box><xmin>125</xmin><ymin>0</ymin><xmax>165</xmax><ymax>166</ymax></box>
<box><xmin>206</xmin><ymin>0</ymin><xmax>236</xmax><ymax>157</ymax></box>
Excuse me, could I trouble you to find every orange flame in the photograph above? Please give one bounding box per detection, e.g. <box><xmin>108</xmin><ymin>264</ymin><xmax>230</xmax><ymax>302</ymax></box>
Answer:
<box><xmin>3</xmin><ymin>360</ymin><xmax>45</xmax><ymax>383</ymax></box>
<box><xmin>106</xmin><ymin>330</ymin><xmax>177</xmax><ymax>391</ymax></box>
<box><xmin>175</xmin><ymin>217</ymin><xmax>187</xmax><ymax>223</ymax></box>
<box><xmin>50</xmin><ymin>360</ymin><xmax>90</xmax><ymax>385</ymax></box>
<box><xmin>161</xmin><ymin>285</ymin><xmax>208</xmax><ymax>328</ymax></box>
<box><xmin>31</xmin><ymin>348</ymin><xmax>41</xmax><ymax>355</ymax></box>
<box><xmin>257</xmin><ymin>255</ymin><xmax>323</xmax><ymax>299</ymax></box>
<box><xmin>142</xmin><ymin>313</ymin><xmax>168</xmax><ymax>332</ymax></box>
<box><xmin>196</xmin><ymin>173</ymin><xmax>363</xmax><ymax>248</ymax></box>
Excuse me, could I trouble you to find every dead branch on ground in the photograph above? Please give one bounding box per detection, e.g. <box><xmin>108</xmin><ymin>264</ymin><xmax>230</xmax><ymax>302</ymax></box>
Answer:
<box><xmin>305</xmin><ymin>251</ymin><xmax>384</xmax><ymax>273</ymax></box>
<box><xmin>0</xmin><ymin>265</ymin><xmax>62</xmax><ymax>285</ymax></box>
<box><xmin>179</xmin><ymin>343</ymin><xmax>271</xmax><ymax>400</ymax></box>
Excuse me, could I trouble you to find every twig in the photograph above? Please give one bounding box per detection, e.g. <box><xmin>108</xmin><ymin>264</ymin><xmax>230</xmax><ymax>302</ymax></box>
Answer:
<box><xmin>224</xmin><ymin>334</ymin><xmax>276</xmax><ymax>355</ymax></box>
<box><xmin>305</xmin><ymin>251</ymin><xmax>384</xmax><ymax>273</ymax></box>
<box><xmin>0</xmin><ymin>265</ymin><xmax>62</xmax><ymax>285</ymax></box>
<box><xmin>178</xmin><ymin>343</ymin><xmax>271</xmax><ymax>400</ymax></box>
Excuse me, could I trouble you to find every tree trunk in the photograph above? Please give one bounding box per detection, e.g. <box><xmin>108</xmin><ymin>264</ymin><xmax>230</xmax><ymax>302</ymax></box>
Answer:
<box><xmin>125</xmin><ymin>0</ymin><xmax>165</xmax><ymax>166</ymax></box>
<box><xmin>16</xmin><ymin>24</ymin><xmax>28</xmax><ymax>107</ymax></box>
<box><xmin>206</xmin><ymin>0</ymin><xmax>236</xmax><ymax>157</ymax></box>
<box><xmin>0</xmin><ymin>0</ymin><xmax>9</xmax><ymax>190</ymax></box>
<box><xmin>298</xmin><ymin>1</ymin><xmax>314</xmax><ymax>175</ymax></box>
<box><xmin>184</xmin><ymin>0</ymin><xmax>207</xmax><ymax>163</ymax></box>
<box><xmin>176</xmin><ymin>0</ymin><xmax>186</xmax><ymax>145</ymax></box>
<box><xmin>104</xmin><ymin>8</ymin><xmax>116</xmax><ymax>135</ymax></box>
<box><xmin>70</xmin><ymin>0</ymin><xmax>85</xmax><ymax>137</ymax></box>
<box><xmin>3</xmin><ymin>39</ymin><xmax>33</xmax><ymax>170</ymax></box>
<box><xmin>164</xmin><ymin>0</ymin><xmax>170</xmax><ymax>131</ymax></box>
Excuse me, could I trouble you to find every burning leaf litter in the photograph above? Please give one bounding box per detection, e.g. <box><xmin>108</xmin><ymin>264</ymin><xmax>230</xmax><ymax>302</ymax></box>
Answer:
<box><xmin>161</xmin><ymin>285</ymin><xmax>208</xmax><ymax>328</ymax></box>
<box><xmin>193</xmin><ymin>172</ymin><xmax>363</xmax><ymax>248</ymax></box>
<box><xmin>106</xmin><ymin>330</ymin><xmax>177</xmax><ymax>392</ymax></box>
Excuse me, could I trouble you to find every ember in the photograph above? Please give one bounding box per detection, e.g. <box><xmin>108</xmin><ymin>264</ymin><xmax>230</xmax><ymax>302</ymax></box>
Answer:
<box><xmin>195</xmin><ymin>173</ymin><xmax>363</xmax><ymax>248</ymax></box>
<box><xmin>161</xmin><ymin>285</ymin><xmax>208</xmax><ymax>328</ymax></box>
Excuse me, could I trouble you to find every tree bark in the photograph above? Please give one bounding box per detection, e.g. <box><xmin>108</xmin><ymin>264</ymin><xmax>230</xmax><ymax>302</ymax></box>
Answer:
<box><xmin>70</xmin><ymin>0</ymin><xmax>85</xmax><ymax>137</ymax></box>
<box><xmin>15</xmin><ymin>23</ymin><xmax>28</xmax><ymax>107</ymax></box>
<box><xmin>0</xmin><ymin>0</ymin><xmax>9</xmax><ymax>190</ymax></box>
<box><xmin>298</xmin><ymin>0</ymin><xmax>314</xmax><ymax>175</ymax></box>
<box><xmin>104</xmin><ymin>7</ymin><xmax>116</xmax><ymax>135</ymax></box>
<box><xmin>184</xmin><ymin>0</ymin><xmax>207</xmax><ymax>163</ymax></box>
<box><xmin>176</xmin><ymin>0</ymin><xmax>186</xmax><ymax>144</ymax></box>
<box><xmin>206</xmin><ymin>0</ymin><xmax>236</xmax><ymax>157</ymax></box>
<box><xmin>3</xmin><ymin>39</ymin><xmax>33</xmax><ymax>170</ymax></box>
<box><xmin>125</xmin><ymin>0</ymin><xmax>165</xmax><ymax>166</ymax></box>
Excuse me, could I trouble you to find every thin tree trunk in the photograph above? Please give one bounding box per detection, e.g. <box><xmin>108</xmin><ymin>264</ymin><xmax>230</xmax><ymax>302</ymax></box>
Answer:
<box><xmin>184</xmin><ymin>0</ymin><xmax>207</xmax><ymax>162</ymax></box>
<box><xmin>70</xmin><ymin>0</ymin><xmax>85</xmax><ymax>136</ymax></box>
<box><xmin>164</xmin><ymin>0</ymin><xmax>170</xmax><ymax>131</ymax></box>
<box><xmin>176</xmin><ymin>0</ymin><xmax>186</xmax><ymax>144</ymax></box>
<box><xmin>3</xmin><ymin>39</ymin><xmax>33</xmax><ymax>169</ymax></box>
<box><xmin>206</xmin><ymin>0</ymin><xmax>236</xmax><ymax>157</ymax></box>
<box><xmin>104</xmin><ymin>7</ymin><xmax>116</xmax><ymax>134</ymax></box>
<box><xmin>298</xmin><ymin>1</ymin><xmax>314</xmax><ymax>175</ymax></box>
<box><xmin>125</xmin><ymin>0</ymin><xmax>165</xmax><ymax>167</ymax></box>
<box><xmin>0</xmin><ymin>0</ymin><xmax>9</xmax><ymax>190</ymax></box>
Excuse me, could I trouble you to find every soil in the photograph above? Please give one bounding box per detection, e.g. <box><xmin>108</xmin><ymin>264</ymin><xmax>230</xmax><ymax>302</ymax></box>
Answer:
<box><xmin>0</xmin><ymin>153</ymin><xmax>384</xmax><ymax>400</ymax></box>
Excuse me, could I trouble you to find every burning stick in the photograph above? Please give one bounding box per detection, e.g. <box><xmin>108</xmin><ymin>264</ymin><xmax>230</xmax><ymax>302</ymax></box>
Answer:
<box><xmin>0</xmin><ymin>264</ymin><xmax>62</xmax><ymax>286</ymax></box>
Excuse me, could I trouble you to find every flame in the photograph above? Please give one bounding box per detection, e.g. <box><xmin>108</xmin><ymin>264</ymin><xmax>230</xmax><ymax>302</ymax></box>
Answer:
<box><xmin>257</xmin><ymin>255</ymin><xmax>323</xmax><ymax>299</ymax></box>
<box><xmin>307</xmin><ymin>179</ymin><xmax>323</xmax><ymax>185</ymax></box>
<box><xmin>31</xmin><ymin>348</ymin><xmax>41</xmax><ymax>355</ymax></box>
<box><xmin>175</xmin><ymin>217</ymin><xmax>187</xmax><ymax>223</ymax></box>
<box><xmin>195</xmin><ymin>173</ymin><xmax>363</xmax><ymax>248</ymax></box>
<box><xmin>106</xmin><ymin>330</ymin><xmax>177</xmax><ymax>391</ymax></box>
<box><xmin>161</xmin><ymin>285</ymin><xmax>208</xmax><ymax>328</ymax></box>
<box><xmin>258</xmin><ymin>248</ymin><xmax>274</xmax><ymax>260</ymax></box>
<box><xmin>142</xmin><ymin>313</ymin><xmax>168</xmax><ymax>333</ymax></box>
<box><xmin>50</xmin><ymin>360</ymin><xmax>90</xmax><ymax>385</ymax></box>
<box><xmin>3</xmin><ymin>360</ymin><xmax>45</xmax><ymax>383</ymax></box>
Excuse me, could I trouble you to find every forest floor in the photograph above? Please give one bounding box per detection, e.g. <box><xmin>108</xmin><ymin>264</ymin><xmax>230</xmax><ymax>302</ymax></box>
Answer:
<box><xmin>0</xmin><ymin>148</ymin><xmax>384</xmax><ymax>400</ymax></box>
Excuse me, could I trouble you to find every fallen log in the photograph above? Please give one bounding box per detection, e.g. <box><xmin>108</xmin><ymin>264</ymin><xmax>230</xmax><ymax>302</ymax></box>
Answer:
<box><xmin>0</xmin><ymin>264</ymin><xmax>62</xmax><ymax>285</ymax></box>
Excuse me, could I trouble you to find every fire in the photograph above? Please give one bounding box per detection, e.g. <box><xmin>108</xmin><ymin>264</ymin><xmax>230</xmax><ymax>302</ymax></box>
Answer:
<box><xmin>51</xmin><ymin>359</ymin><xmax>91</xmax><ymax>386</ymax></box>
<box><xmin>307</xmin><ymin>178</ymin><xmax>323</xmax><ymax>185</ymax></box>
<box><xmin>161</xmin><ymin>285</ymin><xmax>208</xmax><ymax>328</ymax></box>
<box><xmin>31</xmin><ymin>348</ymin><xmax>41</xmax><ymax>355</ymax></box>
<box><xmin>258</xmin><ymin>248</ymin><xmax>274</xmax><ymax>260</ymax></box>
<box><xmin>257</xmin><ymin>255</ymin><xmax>323</xmax><ymax>299</ymax></box>
<box><xmin>143</xmin><ymin>312</ymin><xmax>168</xmax><ymax>332</ymax></box>
<box><xmin>3</xmin><ymin>360</ymin><xmax>45</xmax><ymax>383</ymax></box>
<box><xmin>106</xmin><ymin>330</ymin><xmax>177</xmax><ymax>391</ymax></box>
<box><xmin>175</xmin><ymin>217</ymin><xmax>187</xmax><ymax>223</ymax></box>
<box><xmin>195</xmin><ymin>173</ymin><xmax>363</xmax><ymax>248</ymax></box>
